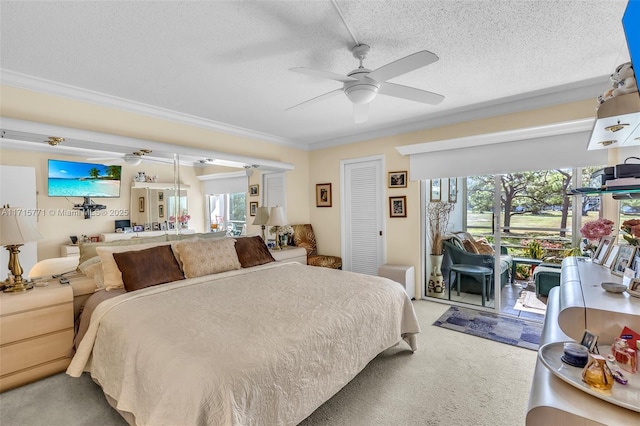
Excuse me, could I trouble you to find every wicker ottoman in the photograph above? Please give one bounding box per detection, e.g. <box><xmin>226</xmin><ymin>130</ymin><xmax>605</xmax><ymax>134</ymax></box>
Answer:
<box><xmin>533</xmin><ymin>265</ymin><xmax>561</xmax><ymax>297</ymax></box>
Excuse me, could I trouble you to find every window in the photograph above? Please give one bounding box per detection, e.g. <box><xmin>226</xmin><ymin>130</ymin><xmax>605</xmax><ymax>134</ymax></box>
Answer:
<box><xmin>207</xmin><ymin>192</ymin><xmax>246</xmax><ymax>235</ymax></box>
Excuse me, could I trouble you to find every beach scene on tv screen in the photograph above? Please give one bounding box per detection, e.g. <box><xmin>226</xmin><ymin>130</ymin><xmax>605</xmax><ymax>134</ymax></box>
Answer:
<box><xmin>48</xmin><ymin>160</ymin><xmax>121</xmax><ymax>197</ymax></box>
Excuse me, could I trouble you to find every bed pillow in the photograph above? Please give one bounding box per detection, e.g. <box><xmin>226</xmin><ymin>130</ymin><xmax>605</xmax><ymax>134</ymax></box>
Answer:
<box><xmin>113</xmin><ymin>245</ymin><xmax>184</xmax><ymax>292</ymax></box>
<box><xmin>97</xmin><ymin>241</ymin><xmax>174</xmax><ymax>290</ymax></box>
<box><xmin>78</xmin><ymin>257</ymin><xmax>105</xmax><ymax>289</ymax></box>
<box><xmin>78</xmin><ymin>235</ymin><xmax>168</xmax><ymax>266</ymax></box>
<box><xmin>234</xmin><ymin>235</ymin><xmax>275</xmax><ymax>268</ymax></box>
<box><xmin>174</xmin><ymin>238</ymin><xmax>242</xmax><ymax>278</ymax></box>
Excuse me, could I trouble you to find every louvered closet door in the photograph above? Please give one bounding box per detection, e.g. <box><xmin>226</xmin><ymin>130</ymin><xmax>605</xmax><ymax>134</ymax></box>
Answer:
<box><xmin>263</xmin><ymin>172</ymin><xmax>286</xmax><ymax>214</ymax></box>
<box><xmin>343</xmin><ymin>158</ymin><xmax>384</xmax><ymax>275</ymax></box>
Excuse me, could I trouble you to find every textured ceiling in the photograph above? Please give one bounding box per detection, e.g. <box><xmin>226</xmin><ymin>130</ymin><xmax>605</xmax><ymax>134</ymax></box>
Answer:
<box><xmin>0</xmin><ymin>0</ymin><xmax>631</xmax><ymax>150</ymax></box>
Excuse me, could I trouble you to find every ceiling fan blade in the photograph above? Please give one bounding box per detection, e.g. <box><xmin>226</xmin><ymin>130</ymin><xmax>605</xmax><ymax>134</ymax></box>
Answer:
<box><xmin>353</xmin><ymin>103</ymin><xmax>369</xmax><ymax>124</ymax></box>
<box><xmin>285</xmin><ymin>88</ymin><xmax>343</xmax><ymax>111</ymax></box>
<box><xmin>378</xmin><ymin>82</ymin><xmax>444</xmax><ymax>105</ymax></box>
<box><xmin>367</xmin><ymin>50</ymin><xmax>439</xmax><ymax>82</ymax></box>
<box><xmin>289</xmin><ymin>67</ymin><xmax>357</xmax><ymax>83</ymax></box>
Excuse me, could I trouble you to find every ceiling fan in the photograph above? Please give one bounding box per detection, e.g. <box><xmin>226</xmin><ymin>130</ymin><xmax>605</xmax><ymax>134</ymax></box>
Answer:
<box><xmin>286</xmin><ymin>44</ymin><xmax>444</xmax><ymax>123</ymax></box>
<box><xmin>88</xmin><ymin>149</ymin><xmax>170</xmax><ymax>166</ymax></box>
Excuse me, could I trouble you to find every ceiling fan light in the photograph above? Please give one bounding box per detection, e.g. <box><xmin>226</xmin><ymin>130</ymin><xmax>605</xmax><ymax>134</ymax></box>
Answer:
<box><xmin>344</xmin><ymin>84</ymin><xmax>379</xmax><ymax>104</ymax></box>
<box><xmin>123</xmin><ymin>154</ymin><xmax>142</xmax><ymax>166</ymax></box>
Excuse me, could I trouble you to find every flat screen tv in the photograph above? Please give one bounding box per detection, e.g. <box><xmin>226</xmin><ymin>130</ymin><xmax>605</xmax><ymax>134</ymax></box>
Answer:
<box><xmin>48</xmin><ymin>159</ymin><xmax>122</xmax><ymax>198</ymax></box>
<box><xmin>622</xmin><ymin>0</ymin><xmax>639</xmax><ymax>98</ymax></box>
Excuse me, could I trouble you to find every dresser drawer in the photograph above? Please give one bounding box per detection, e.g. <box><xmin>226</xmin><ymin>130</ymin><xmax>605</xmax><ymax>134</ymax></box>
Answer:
<box><xmin>0</xmin><ymin>357</ymin><xmax>70</xmax><ymax>392</ymax></box>
<box><xmin>0</xmin><ymin>329</ymin><xmax>73</xmax><ymax>376</ymax></box>
<box><xmin>0</xmin><ymin>302</ymin><xmax>73</xmax><ymax>345</ymax></box>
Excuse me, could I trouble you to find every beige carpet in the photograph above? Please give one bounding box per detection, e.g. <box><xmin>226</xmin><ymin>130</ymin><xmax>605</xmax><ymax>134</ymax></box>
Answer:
<box><xmin>514</xmin><ymin>290</ymin><xmax>547</xmax><ymax>314</ymax></box>
<box><xmin>0</xmin><ymin>300</ymin><xmax>537</xmax><ymax>426</ymax></box>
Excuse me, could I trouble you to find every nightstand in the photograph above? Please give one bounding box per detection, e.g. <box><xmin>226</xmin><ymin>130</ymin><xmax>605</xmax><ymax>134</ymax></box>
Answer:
<box><xmin>269</xmin><ymin>246</ymin><xmax>307</xmax><ymax>265</ymax></box>
<box><xmin>0</xmin><ymin>282</ymin><xmax>74</xmax><ymax>392</ymax></box>
<box><xmin>60</xmin><ymin>244</ymin><xmax>80</xmax><ymax>258</ymax></box>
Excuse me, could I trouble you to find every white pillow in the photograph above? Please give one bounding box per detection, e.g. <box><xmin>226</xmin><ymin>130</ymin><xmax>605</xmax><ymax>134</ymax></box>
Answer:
<box><xmin>78</xmin><ymin>256</ymin><xmax>104</xmax><ymax>289</ymax></box>
<box><xmin>97</xmin><ymin>241</ymin><xmax>173</xmax><ymax>291</ymax></box>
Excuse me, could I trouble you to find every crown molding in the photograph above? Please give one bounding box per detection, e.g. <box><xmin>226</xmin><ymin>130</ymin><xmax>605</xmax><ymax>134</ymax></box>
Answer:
<box><xmin>0</xmin><ymin>69</ymin><xmax>301</xmax><ymax>149</ymax></box>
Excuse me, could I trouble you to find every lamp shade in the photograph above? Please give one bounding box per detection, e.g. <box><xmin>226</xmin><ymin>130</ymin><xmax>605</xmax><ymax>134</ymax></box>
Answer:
<box><xmin>252</xmin><ymin>207</ymin><xmax>270</xmax><ymax>226</ymax></box>
<box><xmin>266</xmin><ymin>206</ymin><xmax>287</xmax><ymax>227</ymax></box>
<box><xmin>0</xmin><ymin>208</ymin><xmax>43</xmax><ymax>246</ymax></box>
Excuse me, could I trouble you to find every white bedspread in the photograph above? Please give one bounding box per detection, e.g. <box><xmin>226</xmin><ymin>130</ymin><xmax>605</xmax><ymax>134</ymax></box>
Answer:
<box><xmin>68</xmin><ymin>262</ymin><xmax>420</xmax><ymax>426</ymax></box>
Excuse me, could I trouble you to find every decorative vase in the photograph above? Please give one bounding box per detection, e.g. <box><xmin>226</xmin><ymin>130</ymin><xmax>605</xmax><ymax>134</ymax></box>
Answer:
<box><xmin>428</xmin><ymin>254</ymin><xmax>445</xmax><ymax>298</ymax></box>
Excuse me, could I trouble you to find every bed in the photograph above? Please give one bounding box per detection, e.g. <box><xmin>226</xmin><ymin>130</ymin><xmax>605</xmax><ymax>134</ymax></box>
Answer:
<box><xmin>66</xmin><ymin>236</ymin><xmax>420</xmax><ymax>425</ymax></box>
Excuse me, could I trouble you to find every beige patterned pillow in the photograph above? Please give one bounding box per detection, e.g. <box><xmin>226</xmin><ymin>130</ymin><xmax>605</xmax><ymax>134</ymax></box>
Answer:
<box><xmin>174</xmin><ymin>238</ymin><xmax>241</xmax><ymax>278</ymax></box>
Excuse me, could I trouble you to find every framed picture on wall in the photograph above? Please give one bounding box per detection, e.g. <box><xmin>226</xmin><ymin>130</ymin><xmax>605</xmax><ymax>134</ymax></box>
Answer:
<box><xmin>448</xmin><ymin>178</ymin><xmax>457</xmax><ymax>203</ymax></box>
<box><xmin>389</xmin><ymin>196</ymin><xmax>407</xmax><ymax>218</ymax></box>
<box><xmin>158</xmin><ymin>204</ymin><xmax>164</xmax><ymax>218</ymax></box>
<box><xmin>249</xmin><ymin>184</ymin><xmax>259</xmax><ymax>197</ymax></box>
<box><xmin>388</xmin><ymin>171</ymin><xmax>407</xmax><ymax>188</ymax></box>
<box><xmin>250</xmin><ymin>202</ymin><xmax>258</xmax><ymax>216</ymax></box>
<box><xmin>158</xmin><ymin>192</ymin><xmax>164</xmax><ymax>201</ymax></box>
<box><xmin>139</xmin><ymin>197</ymin><xmax>145</xmax><ymax>213</ymax></box>
<box><xmin>316</xmin><ymin>183</ymin><xmax>332</xmax><ymax>207</ymax></box>
<box><xmin>430</xmin><ymin>179</ymin><xmax>441</xmax><ymax>202</ymax></box>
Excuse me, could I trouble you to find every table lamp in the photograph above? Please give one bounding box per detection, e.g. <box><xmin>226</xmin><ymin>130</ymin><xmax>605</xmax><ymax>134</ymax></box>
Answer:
<box><xmin>266</xmin><ymin>206</ymin><xmax>287</xmax><ymax>250</ymax></box>
<box><xmin>252</xmin><ymin>206</ymin><xmax>270</xmax><ymax>241</ymax></box>
<box><xmin>0</xmin><ymin>206</ymin><xmax>43</xmax><ymax>293</ymax></box>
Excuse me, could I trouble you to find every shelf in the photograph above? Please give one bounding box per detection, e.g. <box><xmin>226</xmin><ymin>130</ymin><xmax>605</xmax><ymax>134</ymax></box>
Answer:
<box><xmin>131</xmin><ymin>182</ymin><xmax>191</xmax><ymax>190</ymax></box>
<box><xmin>570</xmin><ymin>187</ymin><xmax>640</xmax><ymax>195</ymax></box>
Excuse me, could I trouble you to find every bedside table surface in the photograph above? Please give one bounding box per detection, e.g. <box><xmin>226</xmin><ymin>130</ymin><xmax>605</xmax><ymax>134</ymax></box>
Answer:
<box><xmin>0</xmin><ymin>282</ymin><xmax>73</xmax><ymax>316</ymax></box>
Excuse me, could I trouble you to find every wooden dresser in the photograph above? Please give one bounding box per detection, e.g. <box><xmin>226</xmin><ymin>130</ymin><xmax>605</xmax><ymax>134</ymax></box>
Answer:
<box><xmin>526</xmin><ymin>257</ymin><xmax>640</xmax><ymax>425</ymax></box>
<box><xmin>0</xmin><ymin>282</ymin><xmax>74</xmax><ymax>392</ymax></box>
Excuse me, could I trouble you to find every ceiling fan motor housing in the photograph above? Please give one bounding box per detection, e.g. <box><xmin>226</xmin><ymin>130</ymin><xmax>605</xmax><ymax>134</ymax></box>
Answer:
<box><xmin>343</xmin><ymin>68</ymin><xmax>379</xmax><ymax>104</ymax></box>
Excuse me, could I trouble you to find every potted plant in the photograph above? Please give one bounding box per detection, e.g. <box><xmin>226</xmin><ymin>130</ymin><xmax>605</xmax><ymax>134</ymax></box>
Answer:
<box><xmin>427</xmin><ymin>201</ymin><xmax>455</xmax><ymax>298</ymax></box>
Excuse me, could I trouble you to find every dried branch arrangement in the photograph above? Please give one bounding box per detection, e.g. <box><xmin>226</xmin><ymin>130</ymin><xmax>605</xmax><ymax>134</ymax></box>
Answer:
<box><xmin>427</xmin><ymin>201</ymin><xmax>455</xmax><ymax>255</ymax></box>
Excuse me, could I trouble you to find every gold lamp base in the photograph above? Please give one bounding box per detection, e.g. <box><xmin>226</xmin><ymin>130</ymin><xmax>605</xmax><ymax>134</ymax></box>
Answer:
<box><xmin>3</xmin><ymin>244</ymin><xmax>33</xmax><ymax>293</ymax></box>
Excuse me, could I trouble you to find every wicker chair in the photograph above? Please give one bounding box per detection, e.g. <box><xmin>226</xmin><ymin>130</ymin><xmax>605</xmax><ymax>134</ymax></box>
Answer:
<box><xmin>292</xmin><ymin>224</ymin><xmax>342</xmax><ymax>269</ymax></box>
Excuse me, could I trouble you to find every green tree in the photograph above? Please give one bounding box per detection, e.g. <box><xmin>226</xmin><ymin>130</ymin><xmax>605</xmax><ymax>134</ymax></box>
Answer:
<box><xmin>88</xmin><ymin>167</ymin><xmax>100</xmax><ymax>179</ymax></box>
<box><xmin>106</xmin><ymin>165</ymin><xmax>121</xmax><ymax>180</ymax></box>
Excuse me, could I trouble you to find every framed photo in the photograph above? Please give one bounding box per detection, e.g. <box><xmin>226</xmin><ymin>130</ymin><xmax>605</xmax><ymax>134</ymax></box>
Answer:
<box><xmin>316</xmin><ymin>183</ymin><xmax>332</xmax><ymax>207</ymax></box>
<box><xmin>249</xmin><ymin>184</ymin><xmax>259</xmax><ymax>197</ymax></box>
<box><xmin>389</xmin><ymin>196</ymin><xmax>407</xmax><ymax>218</ymax></box>
<box><xmin>139</xmin><ymin>196</ymin><xmax>145</xmax><ymax>213</ymax></box>
<box><xmin>388</xmin><ymin>171</ymin><xmax>407</xmax><ymax>188</ymax></box>
<box><xmin>133</xmin><ymin>225</ymin><xmax>144</xmax><ymax>232</ymax></box>
<box><xmin>580</xmin><ymin>329</ymin><xmax>599</xmax><ymax>353</ymax></box>
<box><xmin>629</xmin><ymin>278</ymin><xmax>640</xmax><ymax>298</ymax></box>
<box><xmin>593</xmin><ymin>236</ymin><xmax>614</xmax><ymax>265</ymax></box>
<box><xmin>158</xmin><ymin>204</ymin><xmax>164</xmax><ymax>218</ymax></box>
<box><xmin>430</xmin><ymin>179</ymin><xmax>441</xmax><ymax>202</ymax></box>
<box><xmin>603</xmin><ymin>244</ymin><xmax>619</xmax><ymax>269</ymax></box>
<box><xmin>90</xmin><ymin>236</ymin><xmax>100</xmax><ymax>243</ymax></box>
<box><xmin>631</xmin><ymin>252</ymin><xmax>640</xmax><ymax>279</ymax></box>
<box><xmin>611</xmin><ymin>245</ymin><xmax>636</xmax><ymax>276</ymax></box>
<box><xmin>144</xmin><ymin>223</ymin><xmax>151</xmax><ymax>231</ymax></box>
<box><xmin>160</xmin><ymin>222</ymin><xmax>167</xmax><ymax>231</ymax></box>
<box><xmin>448</xmin><ymin>178</ymin><xmax>457</xmax><ymax>203</ymax></box>
<box><xmin>249</xmin><ymin>202</ymin><xmax>258</xmax><ymax>216</ymax></box>
<box><xmin>152</xmin><ymin>222</ymin><xmax>160</xmax><ymax>231</ymax></box>
<box><xmin>158</xmin><ymin>192</ymin><xmax>164</xmax><ymax>201</ymax></box>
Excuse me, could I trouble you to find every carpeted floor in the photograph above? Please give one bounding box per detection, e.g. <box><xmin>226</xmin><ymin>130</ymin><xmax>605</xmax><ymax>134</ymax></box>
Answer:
<box><xmin>433</xmin><ymin>305</ymin><xmax>543</xmax><ymax>351</ymax></box>
<box><xmin>0</xmin><ymin>301</ymin><xmax>538</xmax><ymax>426</ymax></box>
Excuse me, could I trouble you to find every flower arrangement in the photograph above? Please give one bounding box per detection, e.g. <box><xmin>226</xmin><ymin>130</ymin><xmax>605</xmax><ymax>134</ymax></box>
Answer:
<box><xmin>621</xmin><ymin>219</ymin><xmax>640</xmax><ymax>246</ymax></box>
<box><xmin>427</xmin><ymin>202</ymin><xmax>455</xmax><ymax>255</ymax></box>
<box><xmin>169</xmin><ymin>213</ymin><xmax>191</xmax><ymax>225</ymax></box>
<box><xmin>579</xmin><ymin>218</ymin><xmax>614</xmax><ymax>255</ymax></box>
<box><xmin>580</xmin><ymin>218</ymin><xmax>614</xmax><ymax>240</ymax></box>
<box><xmin>269</xmin><ymin>225</ymin><xmax>293</xmax><ymax>236</ymax></box>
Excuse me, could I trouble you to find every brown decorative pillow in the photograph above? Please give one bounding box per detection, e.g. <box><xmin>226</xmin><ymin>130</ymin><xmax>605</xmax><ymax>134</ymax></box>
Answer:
<box><xmin>234</xmin><ymin>236</ymin><xmax>275</xmax><ymax>268</ymax></box>
<box><xmin>113</xmin><ymin>245</ymin><xmax>184</xmax><ymax>292</ymax></box>
<box><xmin>174</xmin><ymin>238</ymin><xmax>242</xmax><ymax>278</ymax></box>
<box><xmin>473</xmin><ymin>238</ymin><xmax>495</xmax><ymax>255</ymax></box>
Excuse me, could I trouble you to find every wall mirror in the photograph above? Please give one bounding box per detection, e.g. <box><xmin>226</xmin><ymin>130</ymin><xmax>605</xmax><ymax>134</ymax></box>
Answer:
<box><xmin>130</xmin><ymin>185</ymin><xmax>188</xmax><ymax>231</ymax></box>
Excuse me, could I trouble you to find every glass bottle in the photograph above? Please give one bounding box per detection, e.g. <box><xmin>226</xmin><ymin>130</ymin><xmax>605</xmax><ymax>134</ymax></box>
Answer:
<box><xmin>582</xmin><ymin>354</ymin><xmax>614</xmax><ymax>390</ymax></box>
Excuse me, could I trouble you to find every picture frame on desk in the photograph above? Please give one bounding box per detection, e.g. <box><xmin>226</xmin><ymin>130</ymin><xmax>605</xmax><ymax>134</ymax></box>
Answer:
<box><xmin>630</xmin><ymin>251</ymin><xmax>640</xmax><ymax>279</ymax></box>
<box><xmin>602</xmin><ymin>244</ymin><xmax>619</xmax><ymax>269</ymax></box>
<box><xmin>593</xmin><ymin>236</ymin><xmax>614</xmax><ymax>265</ymax></box>
<box><xmin>611</xmin><ymin>245</ymin><xmax>636</xmax><ymax>277</ymax></box>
